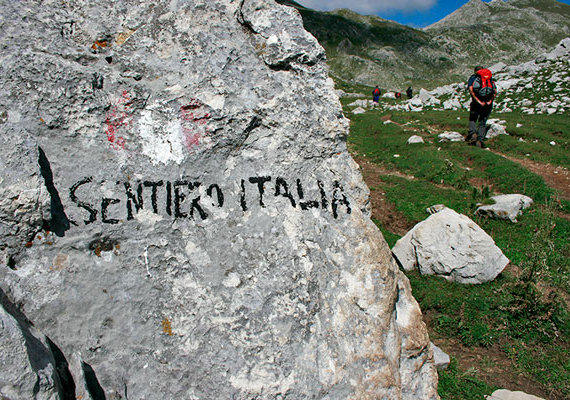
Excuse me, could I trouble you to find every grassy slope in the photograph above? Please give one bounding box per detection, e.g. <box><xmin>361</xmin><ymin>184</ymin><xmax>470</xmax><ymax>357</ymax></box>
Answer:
<box><xmin>345</xmin><ymin>101</ymin><xmax>569</xmax><ymax>399</ymax></box>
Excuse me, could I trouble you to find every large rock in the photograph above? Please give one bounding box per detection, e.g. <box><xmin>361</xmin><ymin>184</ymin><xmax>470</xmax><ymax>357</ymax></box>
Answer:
<box><xmin>0</xmin><ymin>0</ymin><xmax>438</xmax><ymax>398</ymax></box>
<box><xmin>392</xmin><ymin>208</ymin><xmax>509</xmax><ymax>284</ymax></box>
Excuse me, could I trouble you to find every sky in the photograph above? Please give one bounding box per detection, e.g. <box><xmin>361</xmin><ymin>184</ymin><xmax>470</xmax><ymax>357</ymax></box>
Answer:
<box><xmin>295</xmin><ymin>0</ymin><xmax>570</xmax><ymax>28</ymax></box>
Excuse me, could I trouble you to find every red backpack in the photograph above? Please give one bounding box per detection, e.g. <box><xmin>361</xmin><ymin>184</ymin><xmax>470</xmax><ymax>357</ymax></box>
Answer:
<box><xmin>473</xmin><ymin>68</ymin><xmax>496</xmax><ymax>100</ymax></box>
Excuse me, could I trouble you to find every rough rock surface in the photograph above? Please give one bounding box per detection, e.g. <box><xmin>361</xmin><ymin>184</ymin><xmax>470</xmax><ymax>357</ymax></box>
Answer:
<box><xmin>476</xmin><ymin>194</ymin><xmax>533</xmax><ymax>223</ymax></box>
<box><xmin>0</xmin><ymin>0</ymin><xmax>438</xmax><ymax>399</ymax></box>
<box><xmin>392</xmin><ymin>208</ymin><xmax>509</xmax><ymax>284</ymax></box>
<box><xmin>0</xmin><ymin>290</ymin><xmax>66</xmax><ymax>399</ymax></box>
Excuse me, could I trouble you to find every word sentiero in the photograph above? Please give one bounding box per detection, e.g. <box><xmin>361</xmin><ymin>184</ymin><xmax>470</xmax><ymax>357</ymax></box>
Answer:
<box><xmin>69</xmin><ymin>176</ymin><xmax>352</xmax><ymax>225</ymax></box>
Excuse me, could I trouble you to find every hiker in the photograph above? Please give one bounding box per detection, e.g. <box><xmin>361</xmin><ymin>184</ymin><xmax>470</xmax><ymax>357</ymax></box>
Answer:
<box><xmin>467</xmin><ymin>66</ymin><xmax>497</xmax><ymax>148</ymax></box>
<box><xmin>406</xmin><ymin>86</ymin><xmax>413</xmax><ymax>99</ymax></box>
<box><xmin>372</xmin><ymin>86</ymin><xmax>381</xmax><ymax>105</ymax></box>
<box><xmin>395</xmin><ymin>92</ymin><xmax>401</xmax><ymax>99</ymax></box>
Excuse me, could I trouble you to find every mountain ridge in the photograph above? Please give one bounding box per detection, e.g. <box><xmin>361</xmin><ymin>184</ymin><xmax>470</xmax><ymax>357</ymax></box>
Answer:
<box><xmin>278</xmin><ymin>0</ymin><xmax>570</xmax><ymax>90</ymax></box>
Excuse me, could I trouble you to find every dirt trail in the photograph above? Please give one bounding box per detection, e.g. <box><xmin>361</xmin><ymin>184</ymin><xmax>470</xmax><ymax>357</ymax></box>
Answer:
<box><xmin>493</xmin><ymin>151</ymin><xmax>570</xmax><ymax>200</ymax></box>
<box><xmin>353</xmin><ymin>157</ymin><xmax>416</xmax><ymax>235</ymax></box>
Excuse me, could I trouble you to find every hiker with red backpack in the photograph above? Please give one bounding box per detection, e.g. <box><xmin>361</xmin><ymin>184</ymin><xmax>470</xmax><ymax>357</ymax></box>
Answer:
<box><xmin>372</xmin><ymin>85</ymin><xmax>381</xmax><ymax>105</ymax></box>
<box><xmin>467</xmin><ymin>66</ymin><xmax>497</xmax><ymax>148</ymax></box>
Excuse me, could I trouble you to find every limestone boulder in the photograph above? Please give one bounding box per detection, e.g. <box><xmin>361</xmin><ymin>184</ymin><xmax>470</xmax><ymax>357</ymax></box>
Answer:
<box><xmin>476</xmin><ymin>194</ymin><xmax>533</xmax><ymax>223</ymax></box>
<box><xmin>443</xmin><ymin>98</ymin><xmax>462</xmax><ymax>110</ymax></box>
<box><xmin>0</xmin><ymin>0</ymin><xmax>438</xmax><ymax>398</ymax></box>
<box><xmin>407</xmin><ymin>135</ymin><xmax>425</xmax><ymax>144</ymax></box>
<box><xmin>488</xmin><ymin>389</ymin><xmax>545</xmax><ymax>400</ymax></box>
<box><xmin>392</xmin><ymin>208</ymin><xmax>509</xmax><ymax>284</ymax></box>
<box><xmin>430</xmin><ymin>343</ymin><xmax>450</xmax><ymax>371</ymax></box>
<box><xmin>438</xmin><ymin>131</ymin><xmax>464</xmax><ymax>142</ymax></box>
<box><xmin>486</xmin><ymin>119</ymin><xmax>509</xmax><ymax>139</ymax></box>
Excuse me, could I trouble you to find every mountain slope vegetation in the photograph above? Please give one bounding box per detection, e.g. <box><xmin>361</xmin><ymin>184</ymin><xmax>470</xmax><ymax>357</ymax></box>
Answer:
<box><xmin>278</xmin><ymin>0</ymin><xmax>570</xmax><ymax>90</ymax></box>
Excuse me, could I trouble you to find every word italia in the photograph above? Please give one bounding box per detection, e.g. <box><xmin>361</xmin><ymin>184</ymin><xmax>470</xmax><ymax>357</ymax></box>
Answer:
<box><xmin>69</xmin><ymin>176</ymin><xmax>352</xmax><ymax>225</ymax></box>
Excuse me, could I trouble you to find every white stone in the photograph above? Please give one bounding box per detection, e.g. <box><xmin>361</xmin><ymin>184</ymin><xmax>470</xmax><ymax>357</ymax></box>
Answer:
<box><xmin>438</xmin><ymin>131</ymin><xmax>464</xmax><ymax>142</ymax></box>
<box><xmin>487</xmin><ymin>389</ymin><xmax>545</xmax><ymax>400</ymax></box>
<box><xmin>431</xmin><ymin>343</ymin><xmax>450</xmax><ymax>371</ymax></box>
<box><xmin>392</xmin><ymin>208</ymin><xmax>509</xmax><ymax>284</ymax></box>
<box><xmin>352</xmin><ymin>107</ymin><xmax>366</xmax><ymax>114</ymax></box>
<box><xmin>443</xmin><ymin>98</ymin><xmax>461</xmax><ymax>110</ymax></box>
<box><xmin>475</xmin><ymin>194</ymin><xmax>533</xmax><ymax>223</ymax></box>
<box><xmin>407</xmin><ymin>135</ymin><xmax>425</xmax><ymax>144</ymax></box>
<box><xmin>486</xmin><ymin>122</ymin><xmax>508</xmax><ymax>139</ymax></box>
<box><xmin>410</xmin><ymin>97</ymin><xmax>423</xmax><ymax>107</ymax></box>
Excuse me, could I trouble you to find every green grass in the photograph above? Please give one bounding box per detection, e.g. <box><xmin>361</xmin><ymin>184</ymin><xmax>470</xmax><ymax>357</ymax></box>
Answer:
<box><xmin>346</xmin><ymin>104</ymin><xmax>570</xmax><ymax>399</ymax></box>
<box><xmin>409</xmin><ymin>270</ymin><xmax>569</xmax><ymax>398</ymax></box>
<box><xmin>438</xmin><ymin>357</ymin><xmax>498</xmax><ymax>400</ymax></box>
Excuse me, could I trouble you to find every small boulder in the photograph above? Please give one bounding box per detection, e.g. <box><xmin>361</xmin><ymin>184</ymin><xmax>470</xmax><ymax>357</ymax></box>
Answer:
<box><xmin>392</xmin><ymin>208</ymin><xmax>509</xmax><ymax>284</ymax></box>
<box><xmin>443</xmin><ymin>98</ymin><xmax>461</xmax><ymax>110</ymax></box>
<box><xmin>407</xmin><ymin>135</ymin><xmax>425</xmax><ymax>144</ymax></box>
<box><xmin>475</xmin><ymin>194</ymin><xmax>533</xmax><ymax>223</ymax></box>
<box><xmin>352</xmin><ymin>107</ymin><xmax>366</xmax><ymax>114</ymax></box>
<box><xmin>410</xmin><ymin>97</ymin><xmax>423</xmax><ymax>107</ymax></box>
<box><xmin>487</xmin><ymin>389</ymin><xmax>545</xmax><ymax>400</ymax></box>
<box><xmin>426</xmin><ymin>204</ymin><xmax>446</xmax><ymax>215</ymax></box>
<box><xmin>438</xmin><ymin>131</ymin><xmax>464</xmax><ymax>142</ymax></box>
<box><xmin>485</xmin><ymin>120</ymin><xmax>508</xmax><ymax>139</ymax></box>
<box><xmin>430</xmin><ymin>343</ymin><xmax>450</xmax><ymax>371</ymax></box>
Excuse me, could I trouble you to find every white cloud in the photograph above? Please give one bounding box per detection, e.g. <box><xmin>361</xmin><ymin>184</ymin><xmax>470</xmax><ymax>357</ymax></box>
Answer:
<box><xmin>297</xmin><ymin>0</ymin><xmax>438</xmax><ymax>14</ymax></box>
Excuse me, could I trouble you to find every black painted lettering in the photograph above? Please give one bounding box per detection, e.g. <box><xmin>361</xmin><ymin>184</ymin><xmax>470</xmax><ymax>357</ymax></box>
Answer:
<box><xmin>166</xmin><ymin>181</ymin><xmax>172</xmax><ymax>216</ymax></box>
<box><xmin>318</xmin><ymin>180</ymin><xmax>328</xmax><ymax>210</ymax></box>
<box><xmin>296</xmin><ymin>179</ymin><xmax>319</xmax><ymax>210</ymax></box>
<box><xmin>174</xmin><ymin>180</ymin><xmax>188</xmax><ymax>218</ymax></box>
<box><xmin>240</xmin><ymin>179</ymin><xmax>247</xmax><ymax>211</ymax></box>
<box><xmin>188</xmin><ymin>182</ymin><xmax>207</xmax><ymax>220</ymax></box>
<box><xmin>123</xmin><ymin>182</ymin><xmax>144</xmax><ymax>220</ymax></box>
<box><xmin>206</xmin><ymin>184</ymin><xmax>224</xmax><ymax>207</ymax></box>
<box><xmin>275</xmin><ymin>178</ymin><xmax>296</xmax><ymax>208</ymax></box>
<box><xmin>331</xmin><ymin>181</ymin><xmax>351</xmax><ymax>219</ymax></box>
<box><xmin>249</xmin><ymin>176</ymin><xmax>271</xmax><ymax>207</ymax></box>
<box><xmin>69</xmin><ymin>177</ymin><xmax>98</xmax><ymax>224</ymax></box>
<box><xmin>101</xmin><ymin>197</ymin><xmax>120</xmax><ymax>224</ymax></box>
<box><xmin>144</xmin><ymin>181</ymin><xmax>163</xmax><ymax>214</ymax></box>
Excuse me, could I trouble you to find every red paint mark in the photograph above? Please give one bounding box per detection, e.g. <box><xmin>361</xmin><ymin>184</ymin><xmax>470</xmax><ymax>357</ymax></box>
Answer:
<box><xmin>105</xmin><ymin>91</ymin><xmax>132</xmax><ymax>150</ymax></box>
<box><xmin>179</xmin><ymin>99</ymin><xmax>211</xmax><ymax>151</ymax></box>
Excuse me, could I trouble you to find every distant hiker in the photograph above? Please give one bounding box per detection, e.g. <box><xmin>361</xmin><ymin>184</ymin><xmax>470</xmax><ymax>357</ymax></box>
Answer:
<box><xmin>467</xmin><ymin>66</ymin><xmax>497</xmax><ymax>148</ymax></box>
<box><xmin>395</xmin><ymin>92</ymin><xmax>402</xmax><ymax>99</ymax></box>
<box><xmin>372</xmin><ymin>86</ymin><xmax>381</xmax><ymax>105</ymax></box>
<box><xmin>406</xmin><ymin>86</ymin><xmax>413</xmax><ymax>99</ymax></box>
